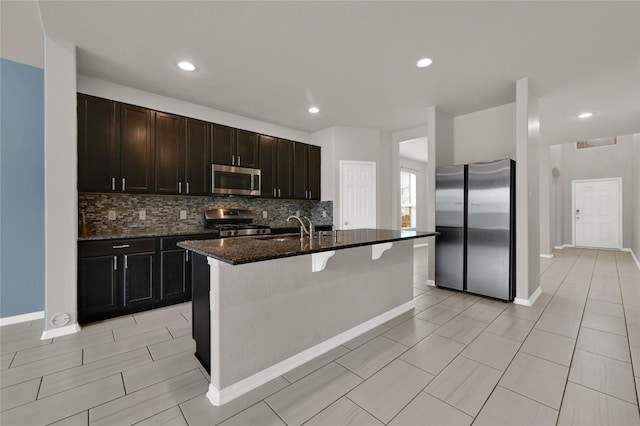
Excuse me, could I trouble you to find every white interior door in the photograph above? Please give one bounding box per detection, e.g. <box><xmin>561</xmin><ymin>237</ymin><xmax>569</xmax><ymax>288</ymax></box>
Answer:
<box><xmin>340</xmin><ymin>161</ymin><xmax>376</xmax><ymax>229</ymax></box>
<box><xmin>573</xmin><ymin>178</ymin><xmax>621</xmax><ymax>249</ymax></box>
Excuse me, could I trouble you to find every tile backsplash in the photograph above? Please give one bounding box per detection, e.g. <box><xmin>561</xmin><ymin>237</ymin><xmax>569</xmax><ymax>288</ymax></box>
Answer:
<box><xmin>79</xmin><ymin>193</ymin><xmax>333</xmax><ymax>237</ymax></box>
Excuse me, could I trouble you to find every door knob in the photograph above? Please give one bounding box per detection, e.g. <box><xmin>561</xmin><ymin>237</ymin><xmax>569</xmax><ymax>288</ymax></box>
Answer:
<box><xmin>344</xmin><ymin>221</ymin><xmax>349</xmax><ymax>225</ymax></box>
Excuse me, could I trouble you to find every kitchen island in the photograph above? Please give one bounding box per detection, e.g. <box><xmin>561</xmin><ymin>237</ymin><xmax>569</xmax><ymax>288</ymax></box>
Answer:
<box><xmin>179</xmin><ymin>229</ymin><xmax>436</xmax><ymax>406</ymax></box>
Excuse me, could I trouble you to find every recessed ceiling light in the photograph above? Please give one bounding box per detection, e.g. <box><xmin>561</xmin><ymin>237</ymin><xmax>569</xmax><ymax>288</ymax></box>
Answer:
<box><xmin>578</xmin><ymin>112</ymin><xmax>593</xmax><ymax>119</ymax></box>
<box><xmin>177</xmin><ymin>61</ymin><xmax>196</xmax><ymax>71</ymax></box>
<box><xmin>416</xmin><ymin>57</ymin><xmax>433</xmax><ymax>68</ymax></box>
<box><xmin>308</xmin><ymin>107</ymin><xmax>319</xmax><ymax>114</ymax></box>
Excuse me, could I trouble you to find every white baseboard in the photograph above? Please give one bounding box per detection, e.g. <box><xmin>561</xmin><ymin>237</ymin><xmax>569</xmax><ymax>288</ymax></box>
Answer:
<box><xmin>554</xmin><ymin>244</ymin><xmax>574</xmax><ymax>250</ymax></box>
<box><xmin>206</xmin><ymin>300</ymin><xmax>415</xmax><ymax>406</ymax></box>
<box><xmin>426</xmin><ymin>280</ymin><xmax>436</xmax><ymax>287</ymax></box>
<box><xmin>40</xmin><ymin>323</ymin><xmax>81</xmax><ymax>339</ymax></box>
<box><xmin>632</xmin><ymin>250</ymin><xmax>640</xmax><ymax>271</ymax></box>
<box><xmin>0</xmin><ymin>311</ymin><xmax>45</xmax><ymax>326</ymax></box>
<box><xmin>514</xmin><ymin>286</ymin><xmax>542</xmax><ymax>307</ymax></box>
<box><xmin>540</xmin><ymin>253</ymin><xmax>554</xmax><ymax>259</ymax></box>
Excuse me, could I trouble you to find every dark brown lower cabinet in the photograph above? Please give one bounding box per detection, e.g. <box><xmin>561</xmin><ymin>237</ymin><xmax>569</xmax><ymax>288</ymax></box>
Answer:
<box><xmin>78</xmin><ymin>255</ymin><xmax>119</xmax><ymax>322</ymax></box>
<box><xmin>78</xmin><ymin>234</ymin><xmax>209</xmax><ymax>324</ymax></box>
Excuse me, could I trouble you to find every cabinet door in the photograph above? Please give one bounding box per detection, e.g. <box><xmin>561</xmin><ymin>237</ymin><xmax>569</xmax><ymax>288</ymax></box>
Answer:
<box><xmin>212</xmin><ymin>124</ymin><xmax>234</xmax><ymax>166</ymax></box>
<box><xmin>308</xmin><ymin>145</ymin><xmax>321</xmax><ymax>200</ymax></box>
<box><xmin>78</xmin><ymin>255</ymin><xmax>119</xmax><ymax>323</ymax></box>
<box><xmin>121</xmin><ymin>105</ymin><xmax>155</xmax><ymax>192</ymax></box>
<box><xmin>77</xmin><ymin>95</ymin><xmax>120</xmax><ymax>192</ymax></box>
<box><xmin>276</xmin><ymin>139</ymin><xmax>294</xmax><ymax>198</ymax></box>
<box><xmin>235</xmin><ymin>129</ymin><xmax>259</xmax><ymax>168</ymax></box>
<box><xmin>259</xmin><ymin>135</ymin><xmax>276</xmax><ymax>198</ymax></box>
<box><xmin>160</xmin><ymin>249</ymin><xmax>190</xmax><ymax>301</ymax></box>
<box><xmin>155</xmin><ymin>112</ymin><xmax>185</xmax><ymax>194</ymax></box>
<box><xmin>185</xmin><ymin>119</ymin><xmax>211</xmax><ymax>195</ymax></box>
<box><xmin>123</xmin><ymin>252</ymin><xmax>156</xmax><ymax>307</ymax></box>
<box><xmin>292</xmin><ymin>143</ymin><xmax>308</xmax><ymax>199</ymax></box>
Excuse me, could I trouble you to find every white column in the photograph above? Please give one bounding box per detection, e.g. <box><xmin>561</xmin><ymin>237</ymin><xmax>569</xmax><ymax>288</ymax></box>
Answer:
<box><xmin>427</xmin><ymin>107</ymin><xmax>454</xmax><ymax>282</ymax></box>
<box><xmin>42</xmin><ymin>36</ymin><xmax>80</xmax><ymax>338</ymax></box>
<box><xmin>514</xmin><ymin>78</ymin><xmax>541</xmax><ymax>305</ymax></box>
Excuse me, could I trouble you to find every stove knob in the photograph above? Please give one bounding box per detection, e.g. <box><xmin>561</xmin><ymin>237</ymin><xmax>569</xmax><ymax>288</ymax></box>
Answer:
<box><xmin>233</xmin><ymin>230</ymin><xmax>238</xmax><ymax>235</ymax></box>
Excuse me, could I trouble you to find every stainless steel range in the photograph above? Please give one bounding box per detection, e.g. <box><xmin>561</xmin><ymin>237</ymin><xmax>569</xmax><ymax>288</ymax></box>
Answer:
<box><xmin>204</xmin><ymin>208</ymin><xmax>270</xmax><ymax>237</ymax></box>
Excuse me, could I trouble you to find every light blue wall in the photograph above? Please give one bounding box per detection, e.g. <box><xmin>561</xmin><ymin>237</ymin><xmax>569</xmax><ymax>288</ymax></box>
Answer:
<box><xmin>0</xmin><ymin>58</ymin><xmax>45</xmax><ymax>318</ymax></box>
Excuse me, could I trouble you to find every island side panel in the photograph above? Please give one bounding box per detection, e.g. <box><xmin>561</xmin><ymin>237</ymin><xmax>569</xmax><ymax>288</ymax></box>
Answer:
<box><xmin>211</xmin><ymin>240</ymin><xmax>413</xmax><ymax>389</ymax></box>
<box><xmin>191</xmin><ymin>252</ymin><xmax>211</xmax><ymax>373</ymax></box>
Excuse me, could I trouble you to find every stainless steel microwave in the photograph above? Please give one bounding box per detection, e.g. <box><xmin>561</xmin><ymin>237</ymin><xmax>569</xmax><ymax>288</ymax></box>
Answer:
<box><xmin>211</xmin><ymin>164</ymin><xmax>261</xmax><ymax>196</ymax></box>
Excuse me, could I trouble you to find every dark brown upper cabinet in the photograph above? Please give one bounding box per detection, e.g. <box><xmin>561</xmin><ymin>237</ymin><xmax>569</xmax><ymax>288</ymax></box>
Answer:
<box><xmin>78</xmin><ymin>94</ymin><xmax>154</xmax><ymax>193</ymax></box>
<box><xmin>259</xmin><ymin>135</ymin><xmax>276</xmax><ymax>198</ymax></box>
<box><xmin>184</xmin><ymin>118</ymin><xmax>211</xmax><ymax>195</ymax></box>
<box><xmin>259</xmin><ymin>136</ymin><xmax>293</xmax><ymax>198</ymax></box>
<box><xmin>77</xmin><ymin>94</ymin><xmax>120</xmax><ymax>192</ymax></box>
<box><xmin>293</xmin><ymin>143</ymin><xmax>321</xmax><ymax>200</ymax></box>
<box><xmin>155</xmin><ymin>112</ymin><xmax>185</xmax><ymax>194</ymax></box>
<box><xmin>120</xmin><ymin>104</ymin><xmax>155</xmax><ymax>192</ymax></box>
<box><xmin>212</xmin><ymin>124</ymin><xmax>259</xmax><ymax>168</ymax></box>
<box><xmin>156</xmin><ymin>115</ymin><xmax>211</xmax><ymax>195</ymax></box>
<box><xmin>78</xmin><ymin>94</ymin><xmax>319</xmax><ymax>199</ymax></box>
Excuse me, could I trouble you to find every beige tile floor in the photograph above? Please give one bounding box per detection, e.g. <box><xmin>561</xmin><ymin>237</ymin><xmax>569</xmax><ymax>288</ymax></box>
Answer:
<box><xmin>1</xmin><ymin>248</ymin><xmax>639</xmax><ymax>425</ymax></box>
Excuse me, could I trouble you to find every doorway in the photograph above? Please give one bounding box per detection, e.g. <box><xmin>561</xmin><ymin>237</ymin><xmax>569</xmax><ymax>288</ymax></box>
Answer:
<box><xmin>339</xmin><ymin>161</ymin><xmax>376</xmax><ymax>229</ymax></box>
<box><xmin>572</xmin><ymin>178</ymin><xmax>622</xmax><ymax>249</ymax></box>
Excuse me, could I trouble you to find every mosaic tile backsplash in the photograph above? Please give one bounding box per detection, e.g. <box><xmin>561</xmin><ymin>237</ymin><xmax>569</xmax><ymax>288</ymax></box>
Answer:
<box><xmin>79</xmin><ymin>193</ymin><xmax>333</xmax><ymax>238</ymax></box>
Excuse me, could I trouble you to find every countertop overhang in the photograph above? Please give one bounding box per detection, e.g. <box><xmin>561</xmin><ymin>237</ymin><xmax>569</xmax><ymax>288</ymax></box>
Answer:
<box><xmin>178</xmin><ymin>228</ymin><xmax>437</xmax><ymax>265</ymax></box>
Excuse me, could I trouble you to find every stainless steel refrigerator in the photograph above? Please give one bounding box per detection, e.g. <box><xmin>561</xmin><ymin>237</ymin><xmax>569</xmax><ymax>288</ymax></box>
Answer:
<box><xmin>435</xmin><ymin>159</ymin><xmax>515</xmax><ymax>301</ymax></box>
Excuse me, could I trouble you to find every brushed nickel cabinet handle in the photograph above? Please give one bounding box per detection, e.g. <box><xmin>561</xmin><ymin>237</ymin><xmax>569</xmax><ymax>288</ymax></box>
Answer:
<box><xmin>122</xmin><ymin>178</ymin><xmax>126</xmax><ymax>191</ymax></box>
<box><xmin>179</xmin><ymin>182</ymin><xmax>182</xmax><ymax>193</ymax></box>
<box><xmin>186</xmin><ymin>182</ymin><xmax>190</xmax><ymax>194</ymax></box>
<box><xmin>112</xmin><ymin>244</ymin><xmax>130</xmax><ymax>249</ymax></box>
<box><xmin>113</xmin><ymin>256</ymin><xmax>117</xmax><ymax>270</ymax></box>
<box><xmin>111</xmin><ymin>177</ymin><xmax>116</xmax><ymax>191</ymax></box>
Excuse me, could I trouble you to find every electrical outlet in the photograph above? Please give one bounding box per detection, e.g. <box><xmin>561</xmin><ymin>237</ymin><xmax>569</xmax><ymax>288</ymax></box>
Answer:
<box><xmin>139</xmin><ymin>210</ymin><xmax>146</xmax><ymax>220</ymax></box>
<box><xmin>296</xmin><ymin>210</ymin><xmax>301</xmax><ymax>217</ymax></box>
<box><xmin>262</xmin><ymin>210</ymin><xmax>268</xmax><ymax>219</ymax></box>
<box><xmin>180</xmin><ymin>210</ymin><xmax>187</xmax><ymax>220</ymax></box>
<box><xmin>108</xmin><ymin>210</ymin><xmax>116</xmax><ymax>221</ymax></box>
<box><xmin>321</xmin><ymin>210</ymin><xmax>327</xmax><ymax>218</ymax></box>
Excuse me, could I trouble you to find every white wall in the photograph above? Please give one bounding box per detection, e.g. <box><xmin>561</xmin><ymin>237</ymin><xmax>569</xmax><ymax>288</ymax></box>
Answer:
<box><xmin>43</xmin><ymin>36</ymin><xmax>79</xmax><ymax>336</ymax></box>
<box><xmin>0</xmin><ymin>0</ymin><xmax>43</xmax><ymax>68</ymax></box>
<box><xmin>633</xmin><ymin>134</ymin><xmax>640</xmax><ymax>262</ymax></box>
<box><xmin>310</xmin><ymin>127</ymin><xmax>335</xmax><ymax>202</ymax></box>
<box><xmin>454</xmin><ymin>103</ymin><xmax>516</xmax><ymax>165</ymax></box>
<box><xmin>539</xmin><ymin>140</ymin><xmax>552</xmax><ymax>256</ymax></box>
<box><xmin>312</xmin><ymin>126</ymin><xmax>392</xmax><ymax>229</ymax></box>
<box><xmin>550</xmin><ymin>145</ymin><xmax>563</xmax><ymax>248</ymax></box>
<box><xmin>552</xmin><ymin>135</ymin><xmax>635</xmax><ymax>249</ymax></box>
<box><xmin>77</xmin><ymin>75</ymin><xmax>310</xmax><ymax>144</ymax></box>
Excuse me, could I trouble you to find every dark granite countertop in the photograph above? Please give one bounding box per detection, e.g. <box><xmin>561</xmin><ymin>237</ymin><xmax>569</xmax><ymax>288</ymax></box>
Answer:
<box><xmin>178</xmin><ymin>229</ymin><xmax>437</xmax><ymax>265</ymax></box>
<box><xmin>78</xmin><ymin>228</ymin><xmax>220</xmax><ymax>241</ymax></box>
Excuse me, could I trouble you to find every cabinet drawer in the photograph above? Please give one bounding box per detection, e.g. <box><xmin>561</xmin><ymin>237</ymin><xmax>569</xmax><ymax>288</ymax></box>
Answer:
<box><xmin>160</xmin><ymin>234</ymin><xmax>215</xmax><ymax>251</ymax></box>
<box><xmin>79</xmin><ymin>238</ymin><xmax>156</xmax><ymax>257</ymax></box>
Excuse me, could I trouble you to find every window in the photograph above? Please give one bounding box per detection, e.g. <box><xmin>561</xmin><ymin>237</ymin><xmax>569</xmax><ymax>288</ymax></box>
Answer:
<box><xmin>401</xmin><ymin>170</ymin><xmax>417</xmax><ymax>229</ymax></box>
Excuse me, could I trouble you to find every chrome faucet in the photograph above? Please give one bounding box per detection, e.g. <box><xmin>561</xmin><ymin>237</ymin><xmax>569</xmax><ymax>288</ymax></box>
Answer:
<box><xmin>303</xmin><ymin>216</ymin><xmax>315</xmax><ymax>238</ymax></box>
<box><xmin>287</xmin><ymin>215</ymin><xmax>309</xmax><ymax>240</ymax></box>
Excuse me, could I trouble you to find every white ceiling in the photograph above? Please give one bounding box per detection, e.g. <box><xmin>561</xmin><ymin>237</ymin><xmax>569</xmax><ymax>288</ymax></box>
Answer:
<box><xmin>35</xmin><ymin>1</ymin><xmax>640</xmax><ymax>143</ymax></box>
